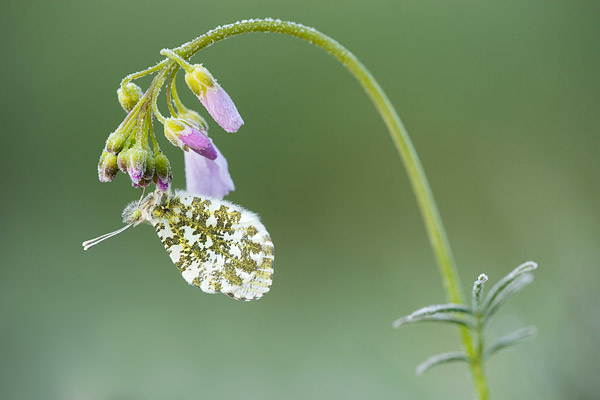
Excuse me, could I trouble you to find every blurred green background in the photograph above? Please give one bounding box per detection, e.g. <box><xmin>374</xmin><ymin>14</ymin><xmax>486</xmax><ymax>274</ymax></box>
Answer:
<box><xmin>1</xmin><ymin>0</ymin><xmax>599</xmax><ymax>398</ymax></box>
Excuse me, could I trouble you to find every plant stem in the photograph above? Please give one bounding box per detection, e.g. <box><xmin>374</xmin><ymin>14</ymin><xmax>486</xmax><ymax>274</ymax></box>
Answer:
<box><xmin>149</xmin><ymin>19</ymin><xmax>489</xmax><ymax>399</ymax></box>
<box><xmin>472</xmin><ymin>316</ymin><xmax>488</xmax><ymax>400</ymax></box>
<box><xmin>121</xmin><ymin>61</ymin><xmax>167</xmax><ymax>87</ymax></box>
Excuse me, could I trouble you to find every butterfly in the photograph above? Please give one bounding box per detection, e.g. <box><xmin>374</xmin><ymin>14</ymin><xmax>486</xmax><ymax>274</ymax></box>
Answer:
<box><xmin>83</xmin><ymin>190</ymin><xmax>274</xmax><ymax>301</ymax></box>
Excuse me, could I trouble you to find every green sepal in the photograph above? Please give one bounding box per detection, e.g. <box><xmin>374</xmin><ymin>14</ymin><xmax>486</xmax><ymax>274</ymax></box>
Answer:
<box><xmin>106</xmin><ymin>130</ymin><xmax>127</xmax><ymax>154</ymax></box>
<box><xmin>97</xmin><ymin>150</ymin><xmax>118</xmax><ymax>182</ymax></box>
<box><xmin>117</xmin><ymin>149</ymin><xmax>130</xmax><ymax>173</ymax></box>
<box><xmin>143</xmin><ymin>152</ymin><xmax>155</xmax><ymax>180</ymax></box>
<box><xmin>184</xmin><ymin>64</ymin><xmax>216</xmax><ymax>97</ymax></box>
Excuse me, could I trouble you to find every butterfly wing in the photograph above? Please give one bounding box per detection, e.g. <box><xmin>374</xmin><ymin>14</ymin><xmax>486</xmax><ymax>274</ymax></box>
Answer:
<box><xmin>151</xmin><ymin>192</ymin><xmax>274</xmax><ymax>301</ymax></box>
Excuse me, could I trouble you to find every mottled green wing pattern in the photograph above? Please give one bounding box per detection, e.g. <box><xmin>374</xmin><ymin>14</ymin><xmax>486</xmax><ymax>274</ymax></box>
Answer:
<box><xmin>148</xmin><ymin>191</ymin><xmax>274</xmax><ymax>301</ymax></box>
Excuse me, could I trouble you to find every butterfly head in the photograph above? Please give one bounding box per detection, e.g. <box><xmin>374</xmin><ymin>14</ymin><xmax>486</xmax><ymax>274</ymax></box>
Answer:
<box><xmin>122</xmin><ymin>190</ymin><xmax>168</xmax><ymax>226</ymax></box>
<box><xmin>83</xmin><ymin>190</ymin><xmax>168</xmax><ymax>250</ymax></box>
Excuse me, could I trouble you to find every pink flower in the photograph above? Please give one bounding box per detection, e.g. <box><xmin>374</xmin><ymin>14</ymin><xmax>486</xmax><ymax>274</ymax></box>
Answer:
<box><xmin>155</xmin><ymin>173</ymin><xmax>171</xmax><ymax>191</ymax></box>
<box><xmin>178</xmin><ymin>128</ymin><xmax>217</xmax><ymax>160</ymax></box>
<box><xmin>198</xmin><ymin>85</ymin><xmax>244</xmax><ymax>133</ymax></box>
<box><xmin>184</xmin><ymin>65</ymin><xmax>244</xmax><ymax>133</ymax></box>
<box><xmin>126</xmin><ymin>148</ymin><xmax>148</xmax><ymax>185</ymax></box>
<box><xmin>164</xmin><ymin>118</ymin><xmax>217</xmax><ymax>160</ymax></box>
<box><xmin>184</xmin><ymin>143</ymin><xmax>234</xmax><ymax>199</ymax></box>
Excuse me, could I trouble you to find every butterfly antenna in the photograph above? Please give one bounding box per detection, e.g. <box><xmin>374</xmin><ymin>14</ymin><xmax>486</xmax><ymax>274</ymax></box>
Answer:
<box><xmin>82</xmin><ymin>224</ymin><xmax>133</xmax><ymax>251</ymax></box>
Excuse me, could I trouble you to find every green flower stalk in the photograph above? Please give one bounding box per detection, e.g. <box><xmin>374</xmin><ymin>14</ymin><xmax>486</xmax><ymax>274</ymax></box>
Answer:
<box><xmin>92</xmin><ymin>18</ymin><xmax>540</xmax><ymax>399</ymax></box>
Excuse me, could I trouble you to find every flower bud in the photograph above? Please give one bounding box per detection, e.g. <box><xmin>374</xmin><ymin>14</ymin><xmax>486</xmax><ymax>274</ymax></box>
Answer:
<box><xmin>143</xmin><ymin>152</ymin><xmax>155</xmax><ymax>181</ymax></box>
<box><xmin>184</xmin><ymin>65</ymin><xmax>216</xmax><ymax>97</ymax></box>
<box><xmin>117</xmin><ymin>149</ymin><xmax>129</xmax><ymax>173</ymax></box>
<box><xmin>198</xmin><ymin>85</ymin><xmax>244</xmax><ymax>133</ymax></box>
<box><xmin>163</xmin><ymin>118</ymin><xmax>186</xmax><ymax>148</ymax></box>
<box><xmin>97</xmin><ymin>150</ymin><xmax>118</xmax><ymax>183</ymax></box>
<box><xmin>184</xmin><ymin>65</ymin><xmax>243</xmax><ymax>133</ymax></box>
<box><xmin>153</xmin><ymin>152</ymin><xmax>172</xmax><ymax>191</ymax></box>
<box><xmin>163</xmin><ymin>117</ymin><xmax>217</xmax><ymax>160</ymax></box>
<box><xmin>105</xmin><ymin>130</ymin><xmax>127</xmax><ymax>154</ymax></box>
<box><xmin>126</xmin><ymin>147</ymin><xmax>148</xmax><ymax>185</ymax></box>
<box><xmin>117</xmin><ymin>82</ymin><xmax>144</xmax><ymax>112</ymax></box>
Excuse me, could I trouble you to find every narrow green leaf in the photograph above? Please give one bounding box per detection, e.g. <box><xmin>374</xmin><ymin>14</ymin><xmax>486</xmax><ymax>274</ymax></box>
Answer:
<box><xmin>415</xmin><ymin>352</ymin><xmax>470</xmax><ymax>375</ymax></box>
<box><xmin>399</xmin><ymin>303</ymin><xmax>471</xmax><ymax>320</ymax></box>
<box><xmin>483</xmin><ymin>273</ymin><xmax>534</xmax><ymax>322</ymax></box>
<box><xmin>471</xmin><ymin>273</ymin><xmax>489</xmax><ymax>313</ymax></box>
<box><xmin>393</xmin><ymin>313</ymin><xmax>474</xmax><ymax>329</ymax></box>
<box><xmin>482</xmin><ymin>261</ymin><xmax>537</xmax><ymax>313</ymax></box>
<box><xmin>393</xmin><ymin>303</ymin><xmax>472</xmax><ymax>328</ymax></box>
<box><xmin>484</xmin><ymin>326</ymin><xmax>538</xmax><ymax>359</ymax></box>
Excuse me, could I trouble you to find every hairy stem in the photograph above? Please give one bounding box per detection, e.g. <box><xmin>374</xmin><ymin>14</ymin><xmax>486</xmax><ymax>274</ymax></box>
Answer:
<box><xmin>471</xmin><ymin>314</ymin><xmax>488</xmax><ymax>399</ymax></box>
<box><xmin>121</xmin><ymin>61</ymin><xmax>166</xmax><ymax>87</ymax></box>
<box><xmin>146</xmin><ymin>19</ymin><xmax>488</xmax><ymax>398</ymax></box>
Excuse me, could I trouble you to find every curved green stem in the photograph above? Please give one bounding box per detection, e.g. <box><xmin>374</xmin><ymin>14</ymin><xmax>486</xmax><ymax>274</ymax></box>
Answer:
<box><xmin>134</xmin><ymin>103</ymin><xmax>148</xmax><ymax>148</ymax></box>
<box><xmin>151</xmin><ymin>88</ymin><xmax>166</xmax><ymax>124</ymax></box>
<box><xmin>143</xmin><ymin>19</ymin><xmax>488</xmax><ymax>399</ymax></box>
<box><xmin>165</xmin><ymin>69</ymin><xmax>178</xmax><ymax>117</ymax></box>
<box><xmin>160</xmin><ymin>49</ymin><xmax>193</xmax><ymax>72</ymax></box>
<box><xmin>121</xmin><ymin>61</ymin><xmax>166</xmax><ymax>86</ymax></box>
<box><xmin>171</xmin><ymin>78</ymin><xmax>186</xmax><ymax>113</ymax></box>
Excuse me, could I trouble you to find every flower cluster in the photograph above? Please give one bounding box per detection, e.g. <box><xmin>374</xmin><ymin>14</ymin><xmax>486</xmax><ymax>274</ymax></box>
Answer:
<box><xmin>97</xmin><ymin>49</ymin><xmax>243</xmax><ymax>199</ymax></box>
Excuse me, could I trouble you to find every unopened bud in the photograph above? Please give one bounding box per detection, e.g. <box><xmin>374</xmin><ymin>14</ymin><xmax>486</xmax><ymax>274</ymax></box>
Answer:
<box><xmin>143</xmin><ymin>152</ymin><xmax>155</xmax><ymax>181</ymax></box>
<box><xmin>163</xmin><ymin>117</ymin><xmax>216</xmax><ymax>160</ymax></box>
<box><xmin>117</xmin><ymin>82</ymin><xmax>144</xmax><ymax>112</ymax></box>
<box><xmin>126</xmin><ymin>147</ymin><xmax>148</xmax><ymax>185</ymax></box>
<box><xmin>153</xmin><ymin>152</ymin><xmax>172</xmax><ymax>191</ymax></box>
<box><xmin>117</xmin><ymin>149</ymin><xmax>129</xmax><ymax>173</ymax></box>
<box><xmin>184</xmin><ymin>64</ymin><xmax>216</xmax><ymax>97</ymax></box>
<box><xmin>163</xmin><ymin>118</ymin><xmax>187</xmax><ymax>148</ymax></box>
<box><xmin>106</xmin><ymin>130</ymin><xmax>127</xmax><ymax>154</ymax></box>
<box><xmin>179</xmin><ymin>59</ymin><xmax>243</xmax><ymax>133</ymax></box>
<box><xmin>98</xmin><ymin>150</ymin><xmax>118</xmax><ymax>182</ymax></box>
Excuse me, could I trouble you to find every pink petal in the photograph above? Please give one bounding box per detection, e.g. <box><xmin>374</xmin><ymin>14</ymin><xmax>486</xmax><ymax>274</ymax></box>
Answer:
<box><xmin>184</xmin><ymin>143</ymin><xmax>235</xmax><ymax>199</ymax></box>
<box><xmin>199</xmin><ymin>85</ymin><xmax>244</xmax><ymax>133</ymax></box>
<box><xmin>155</xmin><ymin>176</ymin><xmax>171</xmax><ymax>191</ymax></box>
<box><xmin>128</xmin><ymin>166</ymin><xmax>144</xmax><ymax>183</ymax></box>
<box><xmin>179</xmin><ymin>130</ymin><xmax>217</xmax><ymax>160</ymax></box>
